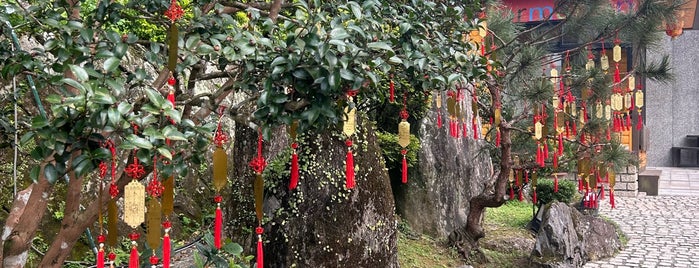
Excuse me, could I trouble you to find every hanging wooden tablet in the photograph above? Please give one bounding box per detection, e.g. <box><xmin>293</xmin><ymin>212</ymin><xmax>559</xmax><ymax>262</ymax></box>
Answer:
<box><xmin>636</xmin><ymin>87</ymin><xmax>644</xmax><ymax>130</ymax></box>
<box><xmin>162</xmin><ymin>175</ymin><xmax>174</xmax><ymax>216</ymax></box>
<box><xmin>96</xmin><ymin>159</ymin><xmax>107</xmax><ymax>268</ymax></box>
<box><xmin>600</xmin><ymin>46</ymin><xmax>609</xmax><ymax>73</ymax></box>
<box><xmin>398</xmin><ymin>105</ymin><xmax>410</xmax><ymax>183</ymax></box>
<box><xmin>446</xmin><ymin>92</ymin><xmax>457</xmax><ymax>138</ymax></box>
<box><xmin>146</xmin><ymin>199</ymin><xmax>162</xmax><ymax>250</ymax></box>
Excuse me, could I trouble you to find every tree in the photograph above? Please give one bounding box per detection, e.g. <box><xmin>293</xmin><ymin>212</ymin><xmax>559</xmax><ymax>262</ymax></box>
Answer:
<box><xmin>448</xmin><ymin>0</ymin><xmax>681</xmax><ymax>259</ymax></box>
<box><xmin>0</xmin><ymin>0</ymin><xmax>488</xmax><ymax>266</ymax></box>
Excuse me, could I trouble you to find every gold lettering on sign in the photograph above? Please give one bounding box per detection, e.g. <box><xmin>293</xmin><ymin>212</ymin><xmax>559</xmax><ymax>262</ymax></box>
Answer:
<box><xmin>635</xmin><ymin>91</ymin><xmax>644</xmax><ymax>108</ymax></box>
<box><xmin>600</xmin><ymin>54</ymin><xmax>609</xmax><ymax>72</ymax></box>
<box><xmin>534</xmin><ymin>121</ymin><xmax>543</xmax><ymax>140</ymax></box>
<box><xmin>435</xmin><ymin>92</ymin><xmax>442</xmax><ymax>108</ymax></box>
<box><xmin>605</xmin><ymin>104</ymin><xmax>612</xmax><ymax>120</ymax></box>
<box><xmin>596</xmin><ymin>102</ymin><xmax>603</xmax><ymax>119</ymax></box>
<box><xmin>123</xmin><ymin>180</ymin><xmax>145</xmax><ymax>229</ymax></box>
<box><xmin>613</xmin><ymin>44</ymin><xmax>621</xmax><ymax>62</ymax></box>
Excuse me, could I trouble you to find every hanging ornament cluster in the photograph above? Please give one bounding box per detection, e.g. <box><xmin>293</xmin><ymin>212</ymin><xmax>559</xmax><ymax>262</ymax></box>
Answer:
<box><xmin>123</xmin><ymin>125</ymin><xmax>146</xmax><ymax>268</ymax></box>
<box><xmin>146</xmin><ymin>156</ymin><xmax>163</xmax><ymax>268</ymax></box>
<box><xmin>212</xmin><ymin>106</ymin><xmax>229</xmax><ymax>249</ymax></box>
<box><xmin>398</xmin><ymin>93</ymin><xmax>411</xmax><ymax>184</ymax></box>
<box><xmin>249</xmin><ymin>129</ymin><xmax>267</xmax><ymax>268</ymax></box>
<box><xmin>434</xmin><ymin>91</ymin><xmax>443</xmax><ymax>129</ymax></box>
<box><xmin>343</xmin><ymin>90</ymin><xmax>358</xmax><ymax>189</ymax></box>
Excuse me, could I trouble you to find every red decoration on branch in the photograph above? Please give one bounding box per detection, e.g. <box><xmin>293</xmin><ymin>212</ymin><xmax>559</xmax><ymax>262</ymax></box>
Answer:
<box><xmin>389</xmin><ymin>79</ymin><xmax>395</xmax><ymax>103</ymax></box>
<box><xmin>401</xmin><ymin>149</ymin><xmax>408</xmax><ymax>184</ymax></box>
<box><xmin>214</xmin><ymin>199</ymin><xmax>222</xmax><ymax>249</ymax></box>
<box><xmin>163</xmin><ymin>221</ymin><xmax>171</xmax><ymax>268</ymax></box>
<box><xmin>164</xmin><ymin>0</ymin><xmax>184</xmax><ymax>21</ymax></box>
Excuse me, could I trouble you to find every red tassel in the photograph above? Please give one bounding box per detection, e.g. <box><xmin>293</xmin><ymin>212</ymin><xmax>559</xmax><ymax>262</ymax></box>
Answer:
<box><xmin>610</xmin><ymin>189</ymin><xmax>616</xmax><ymax>208</ymax></box>
<box><xmin>558</xmin><ymin>134</ymin><xmax>564</xmax><ymax>155</ymax></box>
<box><xmin>543</xmin><ymin>143</ymin><xmax>549</xmax><ymax>160</ymax></box>
<box><xmin>97</xmin><ymin>249</ymin><xmax>104</xmax><ymax>268</ymax></box>
<box><xmin>256</xmin><ymin>227</ymin><xmax>264</xmax><ymax>268</ymax></box>
<box><xmin>580</xmin><ymin>133</ymin><xmax>586</xmax><ymax>145</ymax></box>
<box><xmin>289</xmin><ymin>144</ymin><xmax>299</xmax><ymax>190</ymax></box>
<box><xmin>535</xmin><ymin>143</ymin><xmax>541</xmax><ymax>166</ymax></box>
<box><xmin>472</xmin><ymin>117</ymin><xmax>478</xmax><ymax>139</ymax></box>
<box><xmin>518</xmin><ymin>188</ymin><xmax>524</xmax><ymax>201</ymax></box>
<box><xmin>462</xmin><ymin>122</ymin><xmax>468</xmax><ymax>138</ymax></box>
<box><xmin>495</xmin><ymin>129</ymin><xmax>501</xmax><ymax>147</ymax></box>
<box><xmin>401</xmin><ymin>151</ymin><xmax>408</xmax><ymax>184</ymax></box>
<box><xmin>509</xmin><ymin>186</ymin><xmax>515</xmax><ymax>200</ymax></box>
<box><xmin>524</xmin><ymin>171</ymin><xmax>529</xmax><ymax>183</ymax></box>
<box><xmin>553</xmin><ymin>153</ymin><xmax>558</xmax><ymax>169</ymax></box>
<box><xmin>167</xmin><ymin>90</ymin><xmax>175</xmax><ymax>107</ymax></box>
<box><xmin>215</xmin><ymin>205</ymin><xmax>222</xmax><ymax>249</ymax></box>
<box><xmin>346</xmin><ymin>140</ymin><xmax>355</xmax><ymax>189</ymax></box>
<box><xmin>565</xmin><ymin>121</ymin><xmax>570</xmax><ymax>138</ymax></box>
<box><xmin>129</xmin><ymin>246</ymin><xmax>139</xmax><ymax>268</ymax></box>
<box><xmin>389</xmin><ymin>80</ymin><xmax>395</xmax><ymax>103</ymax></box>
<box><xmin>596</xmin><ymin>170</ymin><xmax>602</xmax><ymax>184</ymax></box>
<box><xmin>578</xmin><ymin>177</ymin><xmax>583</xmax><ymax>191</ymax></box>
<box><xmin>599</xmin><ymin>185</ymin><xmax>605</xmax><ymax>200</ymax></box>
<box><xmin>437</xmin><ymin>112</ymin><xmax>442</xmax><ymax>128</ymax></box>
<box><xmin>637</xmin><ymin>113</ymin><xmax>643</xmax><ymax>130</ymax></box>
<box><xmin>532</xmin><ymin>191</ymin><xmax>537</xmax><ymax>205</ymax></box>
<box><xmin>572</xmin><ymin>121</ymin><xmax>577</xmax><ymax>136</ymax></box>
<box><xmin>606</xmin><ymin>128</ymin><xmax>611</xmax><ymax>141</ymax></box>
<box><xmin>614</xmin><ymin>64</ymin><xmax>621</xmax><ymax>83</ymax></box>
<box><xmin>163</xmin><ymin>233</ymin><xmax>171</xmax><ymax>268</ymax></box>
<box><xmin>554</xmin><ymin>175</ymin><xmax>559</xmax><ymax>193</ymax></box>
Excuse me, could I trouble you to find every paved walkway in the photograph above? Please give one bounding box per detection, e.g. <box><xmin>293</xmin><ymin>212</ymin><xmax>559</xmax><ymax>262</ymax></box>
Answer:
<box><xmin>585</xmin><ymin>167</ymin><xmax>699</xmax><ymax>268</ymax></box>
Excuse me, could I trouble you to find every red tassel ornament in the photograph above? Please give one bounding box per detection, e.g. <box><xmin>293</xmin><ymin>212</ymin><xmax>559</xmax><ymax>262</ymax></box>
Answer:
<box><xmin>472</xmin><ymin>117</ymin><xmax>478</xmax><ymax>139</ymax></box>
<box><xmin>599</xmin><ymin>185</ymin><xmax>605</xmax><ymax>200</ymax></box>
<box><xmin>256</xmin><ymin>227</ymin><xmax>264</xmax><ymax>268</ymax></box>
<box><xmin>578</xmin><ymin>177</ymin><xmax>584</xmax><ymax>191</ymax></box>
<box><xmin>128</xmin><ymin>232</ymin><xmax>140</xmax><ymax>268</ymax></box>
<box><xmin>462</xmin><ymin>121</ymin><xmax>468</xmax><ymax>138</ymax></box>
<box><xmin>524</xmin><ymin>171</ymin><xmax>529</xmax><ymax>184</ymax></box>
<box><xmin>214</xmin><ymin>200</ymin><xmax>222</xmax><ymax>249</ymax></box>
<box><xmin>495</xmin><ymin>129</ymin><xmax>501</xmax><ymax>147</ymax></box>
<box><xmin>509</xmin><ymin>185</ymin><xmax>515</xmax><ymax>200</ymax></box>
<box><xmin>150</xmin><ymin>255</ymin><xmax>160</xmax><ymax>268</ymax></box>
<box><xmin>401</xmin><ymin>150</ymin><xmax>408</xmax><ymax>184</ymax></box>
<box><xmin>345</xmin><ymin>140</ymin><xmax>355</xmax><ymax>189</ymax></box>
<box><xmin>554</xmin><ymin>175</ymin><xmax>559</xmax><ymax>193</ymax></box>
<box><xmin>163</xmin><ymin>221</ymin><xmax>171</xmax><ymax>268</ymax></box>
<box><xmin>97</xmin><ymin>235</ymin><xmax>105</xmax><ymax>268</ymax></box>
<box><xmin>610</xmin><ymin>188</ymin><xmax>616</xmax><ymax>208</ymax></box>
<box><xmin>637</xmin><ymin>113</ymin><xmax>643</xmax><ymax>130</ymax></box>
<box><xmin>437</xmin><ymin>112</ymin><xmax>443</xmax><ymax>128</ymax></box>
<box><xmin>518</xmin><ymin>188</ymin><xmax>524</xmax><ymax>201</ymax></box>
<box><xmin>289</xmin><ymin>143</ymin><xmax>299</xmax><ymax>190</ymax></box>
<box><xmin>558</xmin><ymin>134</ymin><xmax>564</xmax><ymax>155</ymax></box>
<box><xmin>532</xmin><ymin>190</ymin><xmax>538</xmax><ymax>205</ymax></box>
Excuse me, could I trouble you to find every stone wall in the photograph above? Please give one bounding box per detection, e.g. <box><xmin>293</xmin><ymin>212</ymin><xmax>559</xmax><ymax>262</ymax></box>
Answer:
<box><xmin>613</xmin><ymin>165</ymin><xmax>638</xmax><ymax>197</ymax></box>
<box><xmin>646</xmin><ymin>30</ymin><xmax>699</xmax><ymax>167</ymax></box>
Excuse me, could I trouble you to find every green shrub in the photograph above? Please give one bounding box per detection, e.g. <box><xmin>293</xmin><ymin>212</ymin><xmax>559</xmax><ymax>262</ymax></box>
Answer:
<box><xmin>535</xmin><ymin>178</ymin><xmax>576</xmax><ymax>205</ymax></box>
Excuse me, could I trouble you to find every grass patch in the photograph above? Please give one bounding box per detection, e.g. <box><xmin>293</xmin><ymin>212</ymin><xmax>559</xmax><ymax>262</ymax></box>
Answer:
<box><xmin>397</xmin><ymin>230</ymin><xmax>464</xmax><ymax>267</ymax></box>
<box><xmin>480</xmin><ymin>201</ymin><xmax>536</xmax><ymax>268</ymax></box>
<box><xmin>484</xmin><ymin>200</ymin><xmax>535</xmax><ymax>229</ymax></box>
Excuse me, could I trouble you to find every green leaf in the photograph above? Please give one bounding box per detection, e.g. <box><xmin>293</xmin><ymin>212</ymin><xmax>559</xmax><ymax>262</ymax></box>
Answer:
<box><xmin>348</xmin><ymin>2</ymin><xmax>362</xmax><ymax>19</ymax></box>
<box><xmin>117</xmin><ymin>102</ymin><xmax>133</xmax><ymax>115</ymax></box>
<box><xmin>69</xmin><ymin>64</ymin><xmax>89</xmax><ymax>81</ymax></box>
<box><xmin>92</xmin><ymin>88</ymin><xmax>115</xmax><ymax>105</ymax></box>
<box><xmin>186</xmin><ymin>35</ymin><xmax>201</xmax><ymax>50</ymax></box>
<box><xmin>127</xmin><ymin>134</ymin><xmax>153</xmax><ymax>149</ymax></box>
<box><xmin>157</xmin><ymin>147</ymin><xmax>173</xmax><ymax>160</ymax></box>
<box><xmin>144</xmin><ymin>88</ymin><xmax>166</xmax><ymax>109</ymax></box>
<box><xmin>44</xmin><ymin>163</ymin><xmax>58</xmax><ymax>184</ymax></box>
<box><xmin>162</xmin><ymin>125</ymin><xmax>187</xmax><ymax>141</ymax></box>
<box><xmin>270</xmin><ymin>56</ymin><xmax>288</xmax><ymax>67</ymax></box>
<box><xmin>163</xmin><ymin>108</ymin><xmax>182</xmax><ymax>124</ymax></box>
<box><xmin>330</xmin><ymin>27</ymin><xmax>350</xmax><ymax>40</ymax></box>
<box><xmin>20</xmin><ymin>132</ymin><xmax>35</xmax><ymax>145</ymax></box>
<box><xmin>222</xmin><ymin>242</ymin><xmax>243</xmax><ymax>256</ymax></box>
<box><xmin>367</xmin><ymin>42</ymin><xmax>393</xmax><ymax>52</ymax></box>
<box><xmin>107</xmin><ymin>107</ymin><xmax>120</xmax><ymax>126</ymax></box>
<box><xmin>61</xmin><ymin>78</ymin><xmax>86</xmax><ymax>92</ymax></box>
<box><xmin>103</xmin><ymin>57</ymin><xmax>121</xmax><ymax>73</ymax></box>
<box><xmin>73</xmin><ymin>155</ymin><xmax>94</xmax><ymax>178</ymax></box>
<box><xmin>197</xmin><ymin>44</ymin><xmax>215</xmax><ymax>54</ymax></box>
<box><xmin>30</xmin><ymin>166</ymin><xmax>40</xmax><ymax>183</ymax></box>
<box><xmin>32</xmin><ymin>116</ymin><xmax>49</xmax><ymax>128</ymax></box>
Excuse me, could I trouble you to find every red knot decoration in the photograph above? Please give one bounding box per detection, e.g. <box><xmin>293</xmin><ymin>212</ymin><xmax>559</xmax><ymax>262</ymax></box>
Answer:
<box><xmin>125</xmin><ymin>160</ymin><xmax>145</xmax><ymax>179</ymax></box>
<box><xmin>164</xmin><ymin>0</ymin><xmax>184</xmax><ymax>22</ymax></box>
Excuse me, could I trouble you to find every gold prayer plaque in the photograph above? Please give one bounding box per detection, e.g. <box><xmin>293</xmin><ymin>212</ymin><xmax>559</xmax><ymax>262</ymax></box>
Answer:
<box><xmin>586</xmin><ymin>58</ymin><xmax>595</xmax><ymax>71</ymax></box>
<box><xmin>534</xmin><ymin>121</ymin><xmax>543</xmax><ymax>140</ymax></box>
<box><xmin>146</xmin><ymin>199</ymin><xmax>162</xmax><ymax>250</ymax></box>
<box><xmin>435</xmin><ymin>92</ymin><xmax>442</xmax><ymax>108</ymax></box>
<box><xmin>596</xmin><ymin>103</ymin><xmax>603</xmax><ymax>119</ymax></box>
<box><xmin>124</xmin><ymin>180</ymin><xmax>145</xmax><ymax>229</ymax></box>
<box><xmin>613</xmin><ymin>45</ymin><xmax>621</xmax><ymax>62</ymax></box>
<box><xmin>343</xmin><ymin>107</ymin><xmax>357</xmax><ymax>137</ymax></box>
<box><xmin>289</xmin><ymin>121</ymin><xmax>299</xmax><ymax>140</ymax></box>
<box><xmin>635</xmin><ymin>91</ymin><xmax>644</xmax><ymax>108</ymax></box>
<box><xmin>600</xmin><ymin>54</ymin><xmax>609</xmax><ymax>71</ymax></box>
<box><xmin>398</xmin><ymin>121</ymin><xmax>411</xmax><ymax>148</ymax></box>
<box><xmin>550</xmin><ymin>69</ymin><xmax>558</xmax><ymax>85</ymax></box>
<box><xmin>162</xmin><ymin>176</ymin><xmax>174</xmax><ymax>216</ymax></box>
<box><xmin>212</xmin><ymin>147</ymin><xmax>228</xmax><ymax>192</ymax></box>
<box><xmin>494</xmin><ymin>108</ymin><xmax>501</xmax><ymax>126</ymax></box>
<box><xmin>447</xmin><ymin>97</ymin><xmax>456</xmax><ymax>117</ymax></box>
<box><xmin>628</xmin><ymin>76</ymin><xmax>635</xmax><ymax>90</ymax></box>
<box><xmin>605</xmin><ymin>104</ymin><xmax>612</xmax><ymax>120</ymax></box>
<box><xmin>624</xmin><ymin>93</ymin><xmax>633</xmax><ymax>110</ymax></box>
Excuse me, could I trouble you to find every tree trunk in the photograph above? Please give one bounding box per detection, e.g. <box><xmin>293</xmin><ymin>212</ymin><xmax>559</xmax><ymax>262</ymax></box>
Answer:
<box><xmin>2</xmin><ymin>176</ymin><xmax>53</xmax><ymax>267</ymax></box>
<box><xmin>226</xmin><ymin>117</ymin><xmax>399</xmax><ymax>267</ymax></box>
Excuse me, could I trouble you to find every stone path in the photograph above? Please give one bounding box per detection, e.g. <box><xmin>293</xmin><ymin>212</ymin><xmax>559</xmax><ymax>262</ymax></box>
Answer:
<box><xmin>585</xmin><ymin>167</ymin><xmax>699</xmax><ymax>268</ymax></box>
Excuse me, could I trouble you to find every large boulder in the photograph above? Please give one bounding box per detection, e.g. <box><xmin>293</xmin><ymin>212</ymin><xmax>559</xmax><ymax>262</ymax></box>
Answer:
<box><xmin>530</xmin><ymin>202</ymin><xmax>623</xmax><ymax>267</ymax></box>
<box><xmin>394</xmin><ymin>94</ymin><xmax>492</xmax><ymax>239</ymax></box>
<box><xmin>226</xmin><ymin>116</ymin><xmax>398</xmax><ymax>267</ymax></box>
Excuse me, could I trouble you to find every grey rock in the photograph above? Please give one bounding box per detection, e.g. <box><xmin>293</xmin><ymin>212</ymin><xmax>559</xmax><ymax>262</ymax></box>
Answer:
<box><xmin>531</xmin><ymin>202</ymin><xmax>622</xmax><ymax>268</ymax></box>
